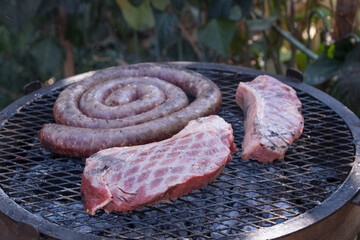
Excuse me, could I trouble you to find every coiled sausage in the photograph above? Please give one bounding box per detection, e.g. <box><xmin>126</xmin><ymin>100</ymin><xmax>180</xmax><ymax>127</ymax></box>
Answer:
<box><xmin>38</xmin><ymin>63</ymin><xmax>222</xmax><ymax>157</ymax></box>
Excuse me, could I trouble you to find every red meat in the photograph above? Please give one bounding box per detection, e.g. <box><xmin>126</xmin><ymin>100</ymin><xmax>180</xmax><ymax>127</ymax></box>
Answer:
<box><xmin>81</xmin><ymin>115</ymin><xmax>236</xmax><ymax>215</ymax></box>
<box><xmin>236</xmin><ymin>75</ymin><xmax>304</xmax><ymax>163</ymax></box>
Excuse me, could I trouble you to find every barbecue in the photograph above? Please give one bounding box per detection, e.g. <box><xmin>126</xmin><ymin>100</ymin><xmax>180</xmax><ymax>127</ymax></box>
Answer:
<box><xmin>0</xmin><ymin>62</ymin><xmax>359</xmax><ymax>239</ymax></box>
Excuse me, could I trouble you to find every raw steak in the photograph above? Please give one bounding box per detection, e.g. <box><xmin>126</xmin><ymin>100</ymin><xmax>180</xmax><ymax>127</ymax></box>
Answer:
<box><xmin>235</xmin><ymin>75</ymin><xmax>304</xmax><ymax>163</ymax></box>
<box><xmin>81</xmin><ymin>115</ymin><xmax>236</xmax><ymax>215</ymax></box>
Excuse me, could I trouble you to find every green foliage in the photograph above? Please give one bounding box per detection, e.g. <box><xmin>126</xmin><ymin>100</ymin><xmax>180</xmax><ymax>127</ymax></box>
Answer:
<box><xmin>0</xmin><ymin>26</ymin><xmax>12</xmax><ymax>52</ymax></box>
<box><xmin>198</xmin><ymin>19</ymin><xmax>237</xmax><ymax>57</ymax></box>
<box><xmin>327</xmin><ymin>42</ymin><xmax>360</xmax><ymax>116</ymax></box>
<box><xmin>304</xmin><ymin>35</ymin><xmax>360</xmax><ymax>115</ymax></box>
<box><xmin>246</xmin><ymin>16</ymin><xmax>277</xmax><ymax>32</ymax></box>
<box><xmin>229</xmin><ymin>5</ymin><xmax>242</xmax><ymax>21</ymax></box>
<box><xmin>0</xmin><ymin>0</ymin><xmax>359</xmax><ymax>117</ymax></box>
<box><xmin>152</xmin><ymin>0</ymin><xmax>170</xmax><ymax>11</ymax></box>
<box><xmin>117</xmin><ymin>0</ymin><xmax>155</xmax><ymax>31</ymax></box>
<box><xmin>304</xmin><ymin>53</ymin><xmax>342</xmax><ymax>85</ymax></box>
<box><xmin>31</xmin><ymin>38</ymin><xmax>65</xmax><ymax>80</ymax></box>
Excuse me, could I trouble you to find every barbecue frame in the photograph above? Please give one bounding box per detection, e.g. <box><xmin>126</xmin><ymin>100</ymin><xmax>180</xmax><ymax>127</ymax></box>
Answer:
<box><xmin>0</xmin><ymin>62</ymin><xmax>359</xmax><ymax>240</ymax></box>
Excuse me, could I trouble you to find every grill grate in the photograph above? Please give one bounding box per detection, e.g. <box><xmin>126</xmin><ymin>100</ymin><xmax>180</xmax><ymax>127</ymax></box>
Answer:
<box><xmin>0</xmin><ymin>67</ymin><xmax>356</xmax><ymax>239</ymax></box>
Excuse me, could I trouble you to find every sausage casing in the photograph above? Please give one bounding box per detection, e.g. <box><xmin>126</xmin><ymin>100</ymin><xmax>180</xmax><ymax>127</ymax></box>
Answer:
<box><xmin>38</xmin><ymin>63</ymin><xmax>222</xmax><ymax>157</ymax></box>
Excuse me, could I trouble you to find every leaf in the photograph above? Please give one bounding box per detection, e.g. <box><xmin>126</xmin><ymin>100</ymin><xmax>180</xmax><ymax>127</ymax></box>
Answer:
<box><xmin>305</xmin><ymin>36</ymin><xmax>359</xmax><ymax>85</ymax></box>
<box><xmin>90</xmin><ymin>22</ymin><xmax>111</xmax><ymax>45</ymax></box>
<box><xmin>207</xmin><ymin>0</ymin><xmax>233</xmax><ymax>20</ymax></box>
<box><xmin>279</xmin><ymin>46</ymin><xmax>291</xmax><ymax>62</ymax></box>
<box><xmin>0</xmin><ymin>0</ymin><xmax>41</xmax><ymax>34</ymax></box>
<box><xmin>155</xmin><ymin>12</ymin><xmax>178</xmax><ymax>47</ymax></box>
<box><xmin>0</xmin><ymin>57</ymin><xmax>21</xmax><ymax>87</ymax></box>
<box><xmin>16</xmin><ymin>24</ymin><xmax>36</xmax><ymax>55</ymax></box>
<box><xmin>116</xmin><ymin>0</ymin><xmax>155</xmax><ymax>31</ymax></box>
<box><xmin>345</xmin><ymin>42</ymin><xmax>360</xmax><ymax>63</ymax></box>
<box><xmin>234</xmin><ymin>0</ymin><xmax>253</xmax><ymax>18</ymax></box>
<box><xmin>327</xmin><ymin>44</ymin><xmax>335</xmax><ymax>58</ymax></box>
<box><xmin>151</xmin><ymin>0</ymin><xmax>170</xmax><ymax>11</ymax></box>
<box><xmin>229</xmin><ymin>5</ymin><xmax>242</xmax><ymax>21</ymax></box>
<box><xmin>59</xmin><ymin>0</ymin><xmax>80</xmax><ymax>14</ymax></box>
<box><xmin>169</xmin><ymin>0</ymin><xmax>185</xmax><ymax>11</ymax></box>
<box><xmin>198</xmin><ymin>19</ymin><xmax>237</xmax><ymax>57</ymax></box>
<box><xmin>246</xmin><ymin>16</ymin><xmax>277</xmax><ymax>32</ymax></box>
<box><xmin>332</xmin><ymin>35</ymin><xmax>357</xmax><ymax>61</ymax></box>
<box><xmin>0</xmin><ymin>26</ymin><xmax>12</xmax><ymax>53</ymax></box>
<box><xmin>81</xmin><ymin>2</ymin><xmax>96</xmax><ymax>32</ymax></box>
<box><xmin>66</xmin><ymin>15</ymin><xmax>85</xmax><ymax>46</ymax></box>
<box><xmin>30</xmin><ymin>38</ymin><xmax>64</xmax><ymax>80</ymax></box>
<box><xmin>295</xmin><ymin>51</ymin><xmax>307</xmax><ymax>72</ymax></box>
<box><xmin>304</xmin><ymin>53</ymin><xmax>342</xmax><ymax>85</ymax></box>
<box><xmin>167</xmin><ymin>40</ymin><xmax>198</xmax><ymax>61</ymax></box>
<box><xmin>129</xmin><ymin>0</ymin><xmax>146</xmax><ymax>6</ymax></box>
<box><xmin>329</xmin><ymin>61</ymin><xmax>360</xmax><ymax>117</ymax></box>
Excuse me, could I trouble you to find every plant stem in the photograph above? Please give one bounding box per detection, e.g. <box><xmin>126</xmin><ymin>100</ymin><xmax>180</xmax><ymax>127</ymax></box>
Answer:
<box><xmin>254</xmin><ymin>11</ymin><xmax>318</xmax><ymax>60</ymax></box>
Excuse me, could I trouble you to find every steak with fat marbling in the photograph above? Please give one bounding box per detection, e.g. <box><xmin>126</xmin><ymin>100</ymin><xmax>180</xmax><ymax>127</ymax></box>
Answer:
<box><xmin>235</xmin><ymin>75</ymin><xmax>304</xmax><ymax>163</ymax></box>
<box><xmin>81</xmin><ymin>115</ymin><xmax>236</xmax><ymax>215</ymax></box>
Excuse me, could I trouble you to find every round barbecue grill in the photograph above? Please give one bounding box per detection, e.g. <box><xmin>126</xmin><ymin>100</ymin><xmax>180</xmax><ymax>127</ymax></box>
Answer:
<box><xmin>0</xmin><ymin>62</ymin><xmax>359</xmax><ymax>240</ymax></box>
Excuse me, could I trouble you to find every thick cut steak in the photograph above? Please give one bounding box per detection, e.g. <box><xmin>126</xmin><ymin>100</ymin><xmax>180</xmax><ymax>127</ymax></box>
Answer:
<box><xmin>81</xmin><ymin>115</ymin><xmax>236</xmax><ymax>215</ymax></box>
<box><xmin>235</xmin><ymin>75</ymin><xmax>304</xmax><ymax>163</ymax></box>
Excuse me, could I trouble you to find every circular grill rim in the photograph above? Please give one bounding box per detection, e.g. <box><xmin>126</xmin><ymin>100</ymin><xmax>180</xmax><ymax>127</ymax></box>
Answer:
<box><xmin>0</xmin><ymin>62</ymin><xmax>358</xmax><ymax>240</ymax></box>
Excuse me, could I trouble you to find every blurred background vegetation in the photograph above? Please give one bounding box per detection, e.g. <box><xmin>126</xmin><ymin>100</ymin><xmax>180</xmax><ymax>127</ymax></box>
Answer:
<box><xmin>0</xmin><ymin>0</ymin><xmax>359</xmax><ymax>116</ymax></box>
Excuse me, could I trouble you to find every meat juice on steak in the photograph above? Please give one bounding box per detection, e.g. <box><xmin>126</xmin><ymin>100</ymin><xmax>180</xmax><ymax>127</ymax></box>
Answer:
<box><xmin>235</xmin><ymin>75</ymin><xmax>304</xmax><ymax>163</ymax></box>
<box><xmin>81</xmin><ymin>115</ymin><xmax>236</xmax><ymax>215</ymax></box>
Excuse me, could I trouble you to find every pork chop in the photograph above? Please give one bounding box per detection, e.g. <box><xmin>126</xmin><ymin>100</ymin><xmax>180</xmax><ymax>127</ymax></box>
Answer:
<box><xmin>235</xmin><ymin>75</ymin><xmax>304</xmax><ymax>163</ymax></box>
<box><xmin>81</xmin><ymin>115</ymin><xmax>236</xmax><ymax>215</ymax></box>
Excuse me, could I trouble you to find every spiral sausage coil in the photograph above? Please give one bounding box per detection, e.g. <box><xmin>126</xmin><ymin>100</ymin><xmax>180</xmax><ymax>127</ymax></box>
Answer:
<box><xmin>38</xmin><ymin>63</ymin><xmax>222</xmax><ymax>157</ymax></box>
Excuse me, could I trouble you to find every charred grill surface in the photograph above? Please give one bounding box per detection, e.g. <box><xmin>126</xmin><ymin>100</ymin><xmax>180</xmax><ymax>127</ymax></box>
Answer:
<box><xmin>0</xmin><ymin>65</ymin><xmax>357</xmax><ymax>239</ymax></box>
